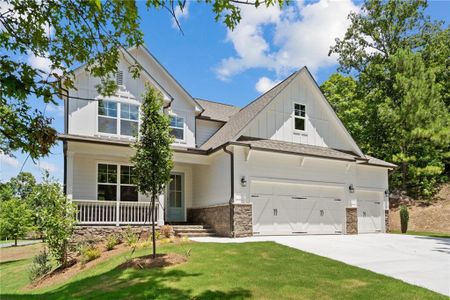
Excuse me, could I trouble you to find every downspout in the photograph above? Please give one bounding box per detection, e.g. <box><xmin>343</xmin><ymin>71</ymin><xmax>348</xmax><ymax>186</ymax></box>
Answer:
<box><xmin>63</xmin><ymin>88</ymin><xmax>69</xmax><ymax>195</ymax></box>
<box><xmin>223</xmin><ymin>145</ymin><xmax>235</xmax><ymax>237</ymax></box>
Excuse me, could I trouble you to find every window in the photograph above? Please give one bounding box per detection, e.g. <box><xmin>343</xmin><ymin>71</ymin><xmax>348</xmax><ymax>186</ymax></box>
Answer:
<box><xmin>97</xmin><ymin>164</ymin><xmax>117</xmax><ymax>200</ymax></box>
<box><xmin>120</xmin><ymin>165</ymin><xmax>138</xmax><ymax>202</ymax></box>
<box><xmin>120</xmin><ymin>103</ymin><xmax>139</xmax><ymax>137</ymax></box>
<box><xmin>98</xmin><ymin>101</ymin><xmax>117</xmax><ymax>134</ymax></box>
<box><xmin>98</xmin><ymin>100</ymin><xmax>139</xmax><ymax>137</ymax></box>
<box><xmin>97</xmin><ymin>164</ymin><xmax>138</xmax><ymax>201</ymax></box>
<box><xmin>294</xmin><ymin>103</ymin><xmax>306</xmax><ymax>131</ymax></box>
<box><xmin>169</xmin><ymin>116</ymin><xmax>184</xmax><ymax>140</ymax></box>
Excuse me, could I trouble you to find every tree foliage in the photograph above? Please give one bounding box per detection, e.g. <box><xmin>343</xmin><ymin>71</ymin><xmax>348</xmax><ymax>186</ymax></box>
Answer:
<box><xmin>325</xmin><ymin>0</ymin><xmax>450</xmax><ymax>197</ymax></box>
<box><xmin>1</xmin><ymin>0</ymin><xmax>286</xmax><ymax>159</ymax></box>
<box><xmin>0</xmin><ymin>198</ymin><xmax>34</xmax><ymax>245</ymax></box>
<box><xmin>31</xmin><ymin>176</ymin><xmax>76</xmax><ymax>267</ymax></box>
<box><xmin>131</xmin><ymin>86</ymin><xmax>173</xmax><ymax>258</ymax></box>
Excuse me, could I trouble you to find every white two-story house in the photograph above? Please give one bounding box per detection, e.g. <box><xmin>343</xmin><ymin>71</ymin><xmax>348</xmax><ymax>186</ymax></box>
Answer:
<box><xmin>59</xmin><ymin>46</ymin><xmax>395</xmax><ymax>237</ymax></box>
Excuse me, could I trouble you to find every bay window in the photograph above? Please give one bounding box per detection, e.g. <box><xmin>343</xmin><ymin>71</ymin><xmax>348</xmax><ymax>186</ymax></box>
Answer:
<box><xmin>98</xmin><ymin>100</ymin><xmax>139</xmax><ymax>137</ymax></box>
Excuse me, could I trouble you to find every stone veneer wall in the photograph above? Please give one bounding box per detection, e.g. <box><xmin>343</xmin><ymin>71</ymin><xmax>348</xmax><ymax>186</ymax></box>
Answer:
<box><xmin>231</xmin><ymin>204</ymin><xmax>253</xmax><ymax>237</ymax></box>
<box><xmin>72</xmin><ymin>226</ymin><xmax>152</xmax><ymax>243</ymax></box>
<box><xmin>346</xmin><ymin>208</ymin><xmax>358</xmax><ymax>234</ymax></box>
<box><xmin>188</xmin><ymin>205</ymin><xmax>231</xmax><ymax>237</ymax></box>
<box><xmin>188</xmin><ymin>203</ymin><xmax>253</xmax><ymax>237</ymax></box>
<box><xmin>385</xmin><ymin>210</ymin><xmax>389</xmax><ymax>233</ymax></box>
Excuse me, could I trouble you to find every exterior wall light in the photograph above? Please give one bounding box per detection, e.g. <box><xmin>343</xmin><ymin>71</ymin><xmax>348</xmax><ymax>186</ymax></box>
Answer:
<box><xmin>384</xmin><ymin>189</ymin><xmax>389</xmax><ymax>197</ymax></box>
<box><xmin>241</xmin><ymin>176</ymin><xmax>247</xmax><ymax>187</ymax></box>
<box><xmin>349</xmin><ymin>184</ymin><xmax>355</xmax><ymax>193</ymax></box>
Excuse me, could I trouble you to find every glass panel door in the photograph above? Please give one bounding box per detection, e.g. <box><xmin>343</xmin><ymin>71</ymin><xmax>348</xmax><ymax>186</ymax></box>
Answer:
<box><xmin>166</xmin><ymin>173</ymin><xmax>184</xmax><ymax>222</ymax></box>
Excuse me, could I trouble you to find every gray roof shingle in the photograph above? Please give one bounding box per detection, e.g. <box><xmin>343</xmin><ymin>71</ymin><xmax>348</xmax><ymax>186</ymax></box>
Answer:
<box><xmin>200</xmin><ymin>70</ymin><xmax>301</xmax><ymax>150</ymax></box>
<box><xmin>195</xmin><ymin>99</ymin><xmax>240</xmax><ymax>122</ymax></box>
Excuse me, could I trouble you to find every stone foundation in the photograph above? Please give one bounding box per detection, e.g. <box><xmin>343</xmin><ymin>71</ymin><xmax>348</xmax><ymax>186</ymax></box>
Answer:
<box><xmin>385</xmin><ymin>210</ymin><xmax>389</xmax><ymax>233</ymax></box>
<box><xmin>72</xmin><ymin>225</ymin><xmax>153</xmax><ymax>243</ymax></box>
<box><xmin>188</xmin><ymin>203</ymin><xmax>253</xmax><ymax>237</ymax></box>
<box><xmin>346</xmin><ymin>208</ymin><xmax>358</xmax><ymax>234</ymax></box>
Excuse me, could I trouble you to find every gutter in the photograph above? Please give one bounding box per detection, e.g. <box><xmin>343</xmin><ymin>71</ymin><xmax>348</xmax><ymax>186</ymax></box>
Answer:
<box><xmin>222</xmin><ymin>145</ymin><xmax>235</xmax><ymax>237</ymax></box>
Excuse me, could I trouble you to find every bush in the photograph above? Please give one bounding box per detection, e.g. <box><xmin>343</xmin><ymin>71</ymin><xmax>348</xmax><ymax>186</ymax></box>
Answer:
<box><xmin>123</xmin><ymin>226</ymin><xmax>138</xmax><ymax>247</ymax></box>
<box><xmin>105</xmin><ymin>235</ymin><xmax>118</xmax><ymax>251</ymax></box>
<box><xmin>28</xmin><ymin>250</ymin><xmax>52</xmax><ymax>281</ymax></box>
<box><xmin>160</xmin><ymin>225</ymin><xmax>173</xmax><ymax>238</ymax></box>
<box><xmin>400</xmin><ymin>205</ymin><xmax>409</xmax><ymax>233</ymax></box>
<box><xmin>80</xmin><ymin>246</ymin><xmax>101</xmax><ymax>265</ymax></box>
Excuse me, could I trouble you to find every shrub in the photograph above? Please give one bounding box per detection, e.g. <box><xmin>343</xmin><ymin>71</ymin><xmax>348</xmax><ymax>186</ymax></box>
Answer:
<box><xmin>400</xmin><ymin>205</ymin><xmax>409</xmax><ymax>233</ymax></box>
<box><xmin>0</xmin><ymin>199</ymin><xmax>34</xmax><ymax>246</ymax></box>
<box><xmin>105</xmin><ymin>235</ymin><xmax>118</xmax><ymax>251</ymax></box>
<box><xmin>123</xmin><ymin>226</ymin><xmax>138</xmax><ymax>247</ymax></box>
<box><xmin>160</xmin><ymin>225</ymin><xmax>173</xmax><ymax>238</ymax></box>
<box><xmin>80</xmin><ymin>246</ymin><xmax>101</xmax><ymax>265</ymax></box>
<box><xmin>28</xmin><ymin>250</ymin><xmax>52</xmax><ymax>281</ymax></box>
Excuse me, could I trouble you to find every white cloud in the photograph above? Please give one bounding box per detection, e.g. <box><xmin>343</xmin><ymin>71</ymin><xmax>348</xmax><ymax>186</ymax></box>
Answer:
<box><xmin>28</xmin><ymin>51</ymin><xmax>52</xmax><ymax>74</ymax></box>
<box><xmin>255</xmin><ymin>76</ymin><xmax>281</xmax><ymax>93</ymax></box>
<box><xmin>36</xmin><ymin>161</ymin><xmax>57</xmax><ymax>173</ymax></box>
<box><xmin>46</xmin><ymin>103</ymin><xmax>64</xmax><ymax>116</ymax></box>
<box><xmin>216</xmin><ymin>0</ymin><xmax>359</xmax><ymax>80</ymax></box>
<box><xmin>172</xmin><ymin>1</ymin><xmax>189</xmax><ymax>29</ymax></box>
<box><xmin>0</xmin><ymin>154</ymin><xmax>19</xmax><ymax>168</ymax></box>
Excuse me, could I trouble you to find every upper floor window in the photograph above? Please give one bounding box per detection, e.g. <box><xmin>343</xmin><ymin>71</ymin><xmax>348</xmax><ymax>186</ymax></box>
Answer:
<box><xmin>98</xmin><ymin>100</ymin><xmax>139</xmax><ymax>137</ymax></box>
<box><xmin>169</xmin><ymin>115</ymin><xmax>184</xmax><ymax>140</ymax></box>
<box><xmin>293</xmin><ymin>103</ymin><xmax>306</xmax><ymax>131</ymax></box>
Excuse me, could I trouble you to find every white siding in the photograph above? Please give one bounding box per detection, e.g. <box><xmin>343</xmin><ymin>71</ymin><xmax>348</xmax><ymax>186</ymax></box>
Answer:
<box><xmin>196</xmin><ymin>119</ymin><xmax>222</xmax><ymax>147</ymax></box>
<box><xmin>67</xmin><ymin>48</ymin><xmax>198</xmax><ymax>148</ymax></box>
<box><xmin>192</xmin><ymin>151</ymin><xmax>230</xmax><ymax>207</ymax></box>
<box><xmin>242</xmin><ymin>71</ymin><xmax>352</xmax><ymax>151</ymax></box>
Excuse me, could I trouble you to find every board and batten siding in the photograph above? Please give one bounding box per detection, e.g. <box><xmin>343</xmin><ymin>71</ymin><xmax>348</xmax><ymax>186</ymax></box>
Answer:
<box><xmin>67</xmin><ymin>48</ymin><xmax>197</xmax><ymax>148</ymax></box>
<box><xmin>242</xmin><ymin>71</ymin><xmax>351</xmax><ymax>151</ymax></box>
<box><xmin>196</xmin><ymin>119</ymin><xmax>223</xmax><ymax>147</ymax></box>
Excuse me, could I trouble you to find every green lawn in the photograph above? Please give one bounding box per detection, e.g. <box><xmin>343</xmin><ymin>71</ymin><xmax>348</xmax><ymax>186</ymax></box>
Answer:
<box><xmin>0</xmin><ymin>242</ymin><xmax>445</xmax><ymax>299</ymax></box>
<box><xmin>390</xmin><ymin>230</ymin><xmax>450</xmax><ymax>239</ymax></box>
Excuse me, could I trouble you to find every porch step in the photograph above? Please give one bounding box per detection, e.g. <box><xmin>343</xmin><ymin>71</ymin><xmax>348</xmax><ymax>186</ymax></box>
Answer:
<box><xmin>171</xmin><ymin>224</ymin><xmax>216</xmax><ymax>237</ymax></box>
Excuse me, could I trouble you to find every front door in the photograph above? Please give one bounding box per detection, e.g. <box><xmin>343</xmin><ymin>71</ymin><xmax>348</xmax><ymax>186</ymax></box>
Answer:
<box><xmin>166</xmin><ymin>173</ymin><xmax>185</xmax><ymax>222</ymax></box>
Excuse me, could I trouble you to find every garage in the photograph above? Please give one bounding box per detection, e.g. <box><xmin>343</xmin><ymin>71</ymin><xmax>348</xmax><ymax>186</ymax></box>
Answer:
<box><xmin>357</xmin><ymin>191</ymin><xmax>383</xmax><ymax>233</ymax></box>
<box><xmin>250</xmin><ymin>180</ymin><xmax>346</xmax><ymax>235</ymax></box>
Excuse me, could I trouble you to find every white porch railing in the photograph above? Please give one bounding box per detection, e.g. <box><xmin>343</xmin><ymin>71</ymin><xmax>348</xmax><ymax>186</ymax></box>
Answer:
<box><xmin>73</xmin><ymin>200</ymin><xmax>158</xmax><ymax>225</ymax></box>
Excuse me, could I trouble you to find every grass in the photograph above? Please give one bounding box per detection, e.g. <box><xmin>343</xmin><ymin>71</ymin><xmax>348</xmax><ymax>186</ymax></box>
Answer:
<box><xmin>0</xmin><ymin>242</ymin><xmax>446</xmax><ymax>299</ymax></box>
<box><xmin>390</xmin><ymin>230</ymin><xmax>450</xmax><ymax>239</ymax></box>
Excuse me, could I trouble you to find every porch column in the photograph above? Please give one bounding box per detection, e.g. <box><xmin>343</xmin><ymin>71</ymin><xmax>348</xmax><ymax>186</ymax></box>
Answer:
<box><xmin>66</xmin><ymin>152</ymin><xmax>74</xmax><ymax>200</ymax></box>
<box><xmin>158</xmin><ymin>194</ymin><xmax>165</xmax><ymax>226</ymax></box>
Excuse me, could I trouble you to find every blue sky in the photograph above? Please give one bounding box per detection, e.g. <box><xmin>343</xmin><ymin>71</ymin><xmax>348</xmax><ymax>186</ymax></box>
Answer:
<box><xmin>1</xmin><ymin>0</ymin><xmax>449</xmax><ymax>183</ymax></box>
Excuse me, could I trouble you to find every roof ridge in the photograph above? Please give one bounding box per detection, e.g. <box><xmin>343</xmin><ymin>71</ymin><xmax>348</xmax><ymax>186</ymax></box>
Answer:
<box><xmin>195</xmin><ymin>98</ymin><xmax>239</xmax><ymax>108</ymax></box>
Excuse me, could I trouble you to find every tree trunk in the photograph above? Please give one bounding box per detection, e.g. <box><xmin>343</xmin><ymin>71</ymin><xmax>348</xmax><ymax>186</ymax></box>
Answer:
<box><xmin>14</xmin><ymin>237</ymin><xmax>17</xmax><ymax>247</ymax></box>
<box><xmin>402</xmin><ymin>162</ymin><xmax>407</xmax><ymax>192</ymax></box>
<box><xmin>151</xmin><ymin>193</ymin><xmax>156</xmax><ymax>259</ymax></box>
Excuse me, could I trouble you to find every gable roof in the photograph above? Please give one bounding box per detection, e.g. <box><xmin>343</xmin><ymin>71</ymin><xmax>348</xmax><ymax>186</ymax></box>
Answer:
<box><xmin>200</xmin><ymin>70</ymin><xmax>300</xmax><ymax>150</ymax></box>
<box><xmin>196</xmin><ymin>98</ymin><xmax>240</xmax><ymax>122</ymax></box>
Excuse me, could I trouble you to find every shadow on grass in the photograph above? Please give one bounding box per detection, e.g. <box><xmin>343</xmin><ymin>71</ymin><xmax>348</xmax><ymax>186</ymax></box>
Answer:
<box><xmin>1</xmin><ymin>264</ymin><xmax>252</xmax><ymax>300</ymax></box>
<box><xmin>0</xmin><ymin>259</ymin><xmax>27</xmax><ymax>267</ymax></box>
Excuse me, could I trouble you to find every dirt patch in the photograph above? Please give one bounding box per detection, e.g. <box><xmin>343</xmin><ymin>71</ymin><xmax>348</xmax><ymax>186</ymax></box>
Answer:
<box><xmin>390</xmin><ymin>183</ymin><xmax>450</xmax><ymax>233</ymax></box>
<box><xmin>118</xmin><ymin>253</ymin><xmax>187</xmax><ymax>269</ymax></box>
<box><xmin>26</xmin><ymin>243</ymin><xmax>130</xmax><ymax>290</ymax></box>
<box><xmin>0</xmin><ymin>243</ymin><xmax>44</xmax><ymax>262</ymax></box>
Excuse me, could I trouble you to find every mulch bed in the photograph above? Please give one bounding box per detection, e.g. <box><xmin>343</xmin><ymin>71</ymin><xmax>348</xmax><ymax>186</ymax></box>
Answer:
<box><xmin>119</xmin><ymin>253</ymin><xmax>187</xmax><ymax>269</ymax></box>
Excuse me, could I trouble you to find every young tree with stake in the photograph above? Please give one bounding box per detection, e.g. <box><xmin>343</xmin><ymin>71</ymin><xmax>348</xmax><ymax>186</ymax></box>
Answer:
<box><xmin>132</xmin><ymin>86</ymin><xmax>173</xmax><ymax>258</ymax></box>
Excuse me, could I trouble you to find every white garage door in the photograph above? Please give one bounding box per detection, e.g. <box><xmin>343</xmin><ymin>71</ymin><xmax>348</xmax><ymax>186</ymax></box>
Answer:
<box><xmin>357</xmin><ymin>191</ymin><xmax>383</xmax><ymax>233</ymax></box>
<box><xmin>250</xmin><ymin>181</ymin><xmax>346</xmax><ymax>235</ymax></box>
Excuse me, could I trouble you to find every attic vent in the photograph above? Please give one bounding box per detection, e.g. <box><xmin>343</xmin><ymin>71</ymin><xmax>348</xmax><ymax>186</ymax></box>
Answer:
<box><xmin>116</xmin><ymin>70</ymin><xmax>123</xmax><ymax>86</ymax></box>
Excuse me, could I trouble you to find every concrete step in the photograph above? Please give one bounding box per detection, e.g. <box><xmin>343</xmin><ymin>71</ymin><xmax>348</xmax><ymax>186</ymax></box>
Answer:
<box><xmin>171</xmin><ymin>225</ymin><xmax>211</xmax><ymax>230</ymax></box>
<box><xmin>171</xmin><ymin>224</ymin><xmax>216</xmax><ymax>237</ymax></box>
<box><xmin>174</xmin><ymin>228</ymin><xmax>215</xmax><ymax>233</ymax></box>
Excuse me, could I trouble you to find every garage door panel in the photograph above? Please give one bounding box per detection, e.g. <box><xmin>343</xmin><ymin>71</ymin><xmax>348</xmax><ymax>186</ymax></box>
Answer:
<box><xmin>357</xmin><ymin>192</ymin><xmax>383</xmax><ymax>233</ymax></box>
<box><xmin>251</xmin><ymin>181</ymin><xmax>345</xmax><ymax>235</ymax></box>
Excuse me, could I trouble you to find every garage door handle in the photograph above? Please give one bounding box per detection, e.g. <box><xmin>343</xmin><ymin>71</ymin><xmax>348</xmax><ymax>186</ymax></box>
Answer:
<box><xmin>292</xmin><ymin>197</ymin><xmax>306</xmax><ymax>199</ymax></box>
<box><xmin>251</xmin><ymin>195</ymin><xmax>259</xmax><ymax>198</ymax></box>
<box><xmin>320</xmin><ymin>210</ymin><xmax>324</xmax><ymax>216</ymax></box>
<box><xmin>273</xmin><ymin>208</ymin><xmax>278</xmax><ymax>216</ymax></box>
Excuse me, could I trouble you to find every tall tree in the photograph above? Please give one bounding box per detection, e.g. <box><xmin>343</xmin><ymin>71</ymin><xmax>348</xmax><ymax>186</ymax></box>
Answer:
<box><xmin>328</xmin><ymin>0</ymin><xmax>449</xmax><ymax>197</ymax></box>
<box><xmin>131</xmin><ymin>86</ymin><xmax>173</xmax><ymax>258</ymax></box>
<box><xmin>0</xmin><ymin>198</ymin><xmax>34</xmax><ymax>246</ymax></box>
<box><xmin>1</xmin><ymin>0</ymin><xmax>286</xmax><ymax>159</ymax></box>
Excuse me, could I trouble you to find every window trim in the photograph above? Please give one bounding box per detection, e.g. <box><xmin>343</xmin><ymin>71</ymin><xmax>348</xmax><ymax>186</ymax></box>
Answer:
<box><xmin>96</xmin><ymin>162</ymin><xmax>139</xmax><ymax>202</ymax></box>
<box><xmin>96</xmin><ymin>99</ymin><xmax>140</xmax><ymax>138</ymax></box>
<box><xmin>169</xmin><ymin>114</ymin><xmax>185</xmax><ymax>142</ymax></box>
<box><xmin>293</xmin><ymin>102</ymin><xmax>306</xmax><ymax>132</ymax></box>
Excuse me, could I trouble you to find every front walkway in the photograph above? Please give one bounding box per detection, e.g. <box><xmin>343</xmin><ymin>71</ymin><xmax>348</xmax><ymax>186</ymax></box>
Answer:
<box><xmin>191</xmin><ymin>233</ymin><xmax>450</xmax><ymax>296</ymax></box>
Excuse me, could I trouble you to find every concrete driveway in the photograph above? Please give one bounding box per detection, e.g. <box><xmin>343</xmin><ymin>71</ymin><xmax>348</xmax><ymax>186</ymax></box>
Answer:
<box><xmin>191</xmin><ymin>234</ymin><xmax>450</xmax><ymax>296</ymax></box>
